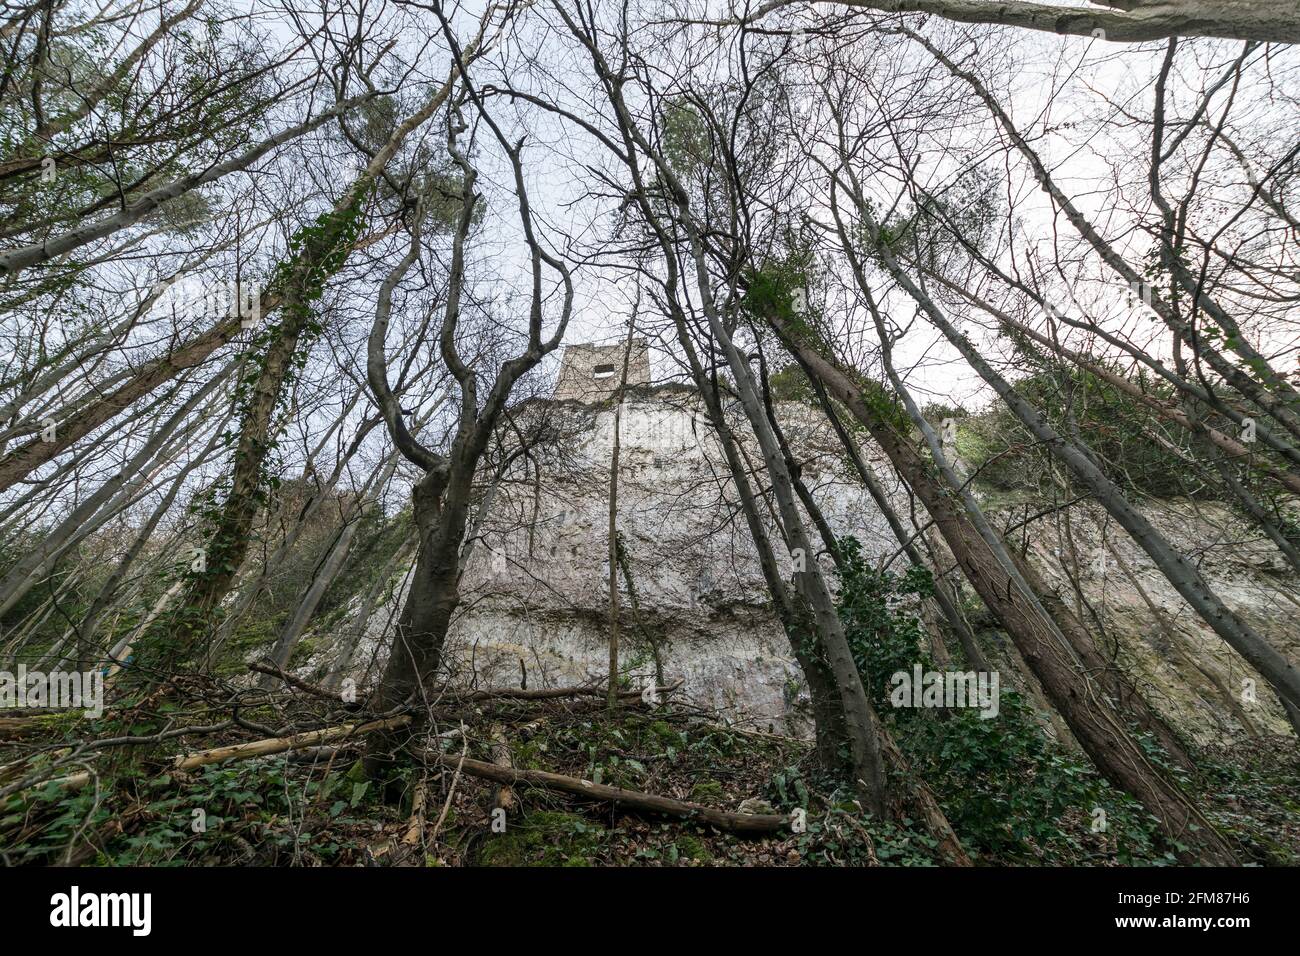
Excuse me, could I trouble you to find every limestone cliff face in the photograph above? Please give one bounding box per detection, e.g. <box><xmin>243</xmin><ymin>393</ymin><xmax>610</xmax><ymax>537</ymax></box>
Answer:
<box><xmin>324</xmin><ymin>387</ymin><xmax>1299</xmax><ymax>743</ymax></box>
<box><xmin>1006</xmin><ymin>499</ymin><xmax>1299</xmax><ymax>741</ymax></box>
<box><xmin>438</xmin><ymin>387</ymin><xmax>898</xmax><ymax>736</ymax></box>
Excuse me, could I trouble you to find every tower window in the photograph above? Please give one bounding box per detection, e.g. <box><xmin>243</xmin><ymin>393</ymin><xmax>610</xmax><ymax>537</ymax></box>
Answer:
<box><xmin>592</xmin><ymin>363</ymin><xmax>616</xmax><ymax>378</ymax></box>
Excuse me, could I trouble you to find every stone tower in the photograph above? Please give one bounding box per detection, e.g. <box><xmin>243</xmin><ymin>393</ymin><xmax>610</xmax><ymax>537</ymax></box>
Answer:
<box><xmin>552</xmin><ymin>341</ymin><xmax>651</xmax><ymax>402</ymax></box>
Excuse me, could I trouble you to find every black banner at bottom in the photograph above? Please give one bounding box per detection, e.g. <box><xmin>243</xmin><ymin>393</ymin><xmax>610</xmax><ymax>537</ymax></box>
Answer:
<box><xmin>0</xmin><ymin>865</ymin><xmax>1280</xmax><ymax>943</ymax></box>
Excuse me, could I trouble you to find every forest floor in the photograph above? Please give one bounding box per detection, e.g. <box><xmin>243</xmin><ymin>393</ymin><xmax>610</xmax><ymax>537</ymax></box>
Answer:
<box><xmin>4</xmin><ymin>683</ymin><xmax>1298</xmax><ymax>867</ymax></box>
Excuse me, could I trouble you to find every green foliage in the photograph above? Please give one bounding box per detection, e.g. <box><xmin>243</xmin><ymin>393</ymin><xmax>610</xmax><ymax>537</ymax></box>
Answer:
<box><xmin>765</xmin><ymin>767</ymin><xmax>943</xmax><ymax>866</ymax></box>
<box><xmin>175</xmin><ymin>187</ymin><xmax>374</xmax><ymax>623</ymax></box>
<box><xmin>2</xmin><ymin>756</ymin><xmax>392</xmax><ymax>866</ymax></box>
<box><xmin>766</xmin><ymin>363</ymin><xmax>813</xmax><ymax>403</ymax></box>
<box><xmin>5</xmin><ymin>696</ymin><xmax>1293</xmax><ymax>867</ymax></box>
<box><xmin>743</xmin><ymin>255</ymin><xmax>910</xmax><ymax>432</ymax></box>
<box><xmin>1195</xmin><ymin>738</ymin><xmax>1300</xmax><ymax>864</ymax></box>
<box><xmin>900</xmin><ymin>701</ymin><xmax>1173</xmax><ymax>864</ymax></box>
<box><xmin>312</xmin><ymin>507</ymin><xmax>414</xmax><ymax>629</ymax></box>
<box><xmin>876</xmin><ymin>165</ymin><xmax>1000</xmax><ymax>266</ymax></box>
<box><xmin>961</xmin><ymin>365</ymin><xmax>1215</xmax><ymax>500</ymax></box>
<box><xmin>661</xmin><ymin>99</ymin><xmax>713</xmax><ymax>174</ymax></box>
<box><xmin>834</xmin><ymin>536</ymin><xmax>935</xmax><ymax>706</ymax></box>
<box><xmin>797</xmin><ymin>806</ymin><xmax>943</xmax><ymax>867</ymax></box>
<box><xmin>0</xmin><ymin>14</ymin><xmax>279</xmax><ymax>244</ymax></box>
<box><xmin>478</xmin><ymin>811</ymin><xmax>607</xmax><ymax>867</ymax></box>
<box><xmin>832</xmin><ymin>534</ymin><xmax>1175</xmax><ymax>864</ymax></box>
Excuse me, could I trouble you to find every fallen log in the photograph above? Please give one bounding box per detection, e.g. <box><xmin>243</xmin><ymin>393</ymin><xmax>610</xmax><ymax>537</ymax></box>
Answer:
<box><xmin>423</xmin><ymin>751</ymin><xmax>790</xmax><ymax>834</ymax></box>
<box><xmin>0</xmin><ymin>716</ymin><xmax>45</xmax><ymax>738</ymax></box>
<box><xmin>285</xmin><ymin>745</ymin><xmax>342</xmax><ymax>764</ymax></box>
<box><xmin>401</xmin><ymin>778</ymin><xmax>428</xmax><ymax>848</ymax></box>
<box><xmin>11</xmin><ymin>682</ymin><xmax>680</xmax><ymax>795</ymax></box>
<box><xmin>20</xmin><ymin>768</ymin><xmax>92</xmax><ymax>794</ymax></box>
<box><xmin>0</xmin><ymin>746</ymin><xmax>69</xmax><ymax>783</ymax></box>
<box><xmin>172</xmin><ymin>715</ymin><xmax>413</xmax><ymax>771</ymax></box>
<box><xmin>488</xmin><ymin>724</ymin><xmax>514</xmax><ymax>812</ymax></box>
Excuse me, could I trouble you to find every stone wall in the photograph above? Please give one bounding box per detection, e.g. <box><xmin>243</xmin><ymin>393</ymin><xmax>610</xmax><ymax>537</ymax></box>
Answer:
<box><xmin>552</xmin><ymin>341</ymin><xmax>651</xmax><ymax>403</ymax></box>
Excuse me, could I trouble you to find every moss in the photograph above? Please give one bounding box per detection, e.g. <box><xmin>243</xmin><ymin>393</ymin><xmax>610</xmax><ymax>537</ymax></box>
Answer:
<box><xmin>477</xmin><ymin>811</ymin><xmax>606</xmax><ymax>867</ymax></box>
<box><xmin>675</xmin><ymin>834</ymin><xmax>713</xmax><ymax>862</ymax></box>
<box><xmin>647</xmin><ymin>720</ymin><xmax>685</xmax><ymax>749</ymax></box>
<box><xmin>215</xmin><ymin>617</ymin><xmax>279</xmax><ymax>677</ymax></box>
<box><xmin>782</xmin><ymin>677</ymin><xmax>803</xmax><ymax>708</ymax></box>
<box><xmin>690</xmin><ymin>779</ymin><xmax>724</xmax><ymax>801</ymax></box>
<box><xmin>313</xmin><ymin>604</ymin><xmax>349</xmax><ymax>634</ymax></box>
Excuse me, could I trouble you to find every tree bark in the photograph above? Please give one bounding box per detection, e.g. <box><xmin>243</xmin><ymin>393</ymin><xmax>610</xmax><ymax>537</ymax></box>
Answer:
<box><xmin>765</xmin><ymin>309</ymin><xmax>1237</xmax><ymax>863</ymax></box>
<box><xmin>757</xmin><ymin>0</ymin><xmax>1300</xmax><ymax>44</ymax></box>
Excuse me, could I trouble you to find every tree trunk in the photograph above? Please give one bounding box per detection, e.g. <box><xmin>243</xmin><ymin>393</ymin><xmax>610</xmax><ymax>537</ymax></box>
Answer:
<box><xmin>362</xmin><ymin>467</ymin><xmax>470</xmax><ymax>779</ymax></box>
<box><xmin>767</xmin><ymin>312</ymin><xmax>1237</xmax><ymax>863</ymax></box>
<box><xmin>876</xmin><ymin>235</ymin><xmax>1300</xmax><ymax>717</ymax></box>
<box><xmin>814</xmin><ymin>0</ymin><xmax>1300</xmax><ymax>44</ymax></box>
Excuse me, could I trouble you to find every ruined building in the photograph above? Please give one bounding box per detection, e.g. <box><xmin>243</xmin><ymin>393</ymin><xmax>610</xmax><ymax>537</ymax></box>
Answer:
<box><xmin>552</xmin><ymin>341</ymin><xmax>652</xmax><ymax>402</ymax></box>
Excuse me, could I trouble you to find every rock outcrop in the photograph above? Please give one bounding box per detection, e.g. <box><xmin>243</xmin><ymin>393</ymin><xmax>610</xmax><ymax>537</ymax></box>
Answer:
<box><xmin>318</xmin><ymin>381</ymin><xmax>1299</xmax><ymax>743</ymax></box>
